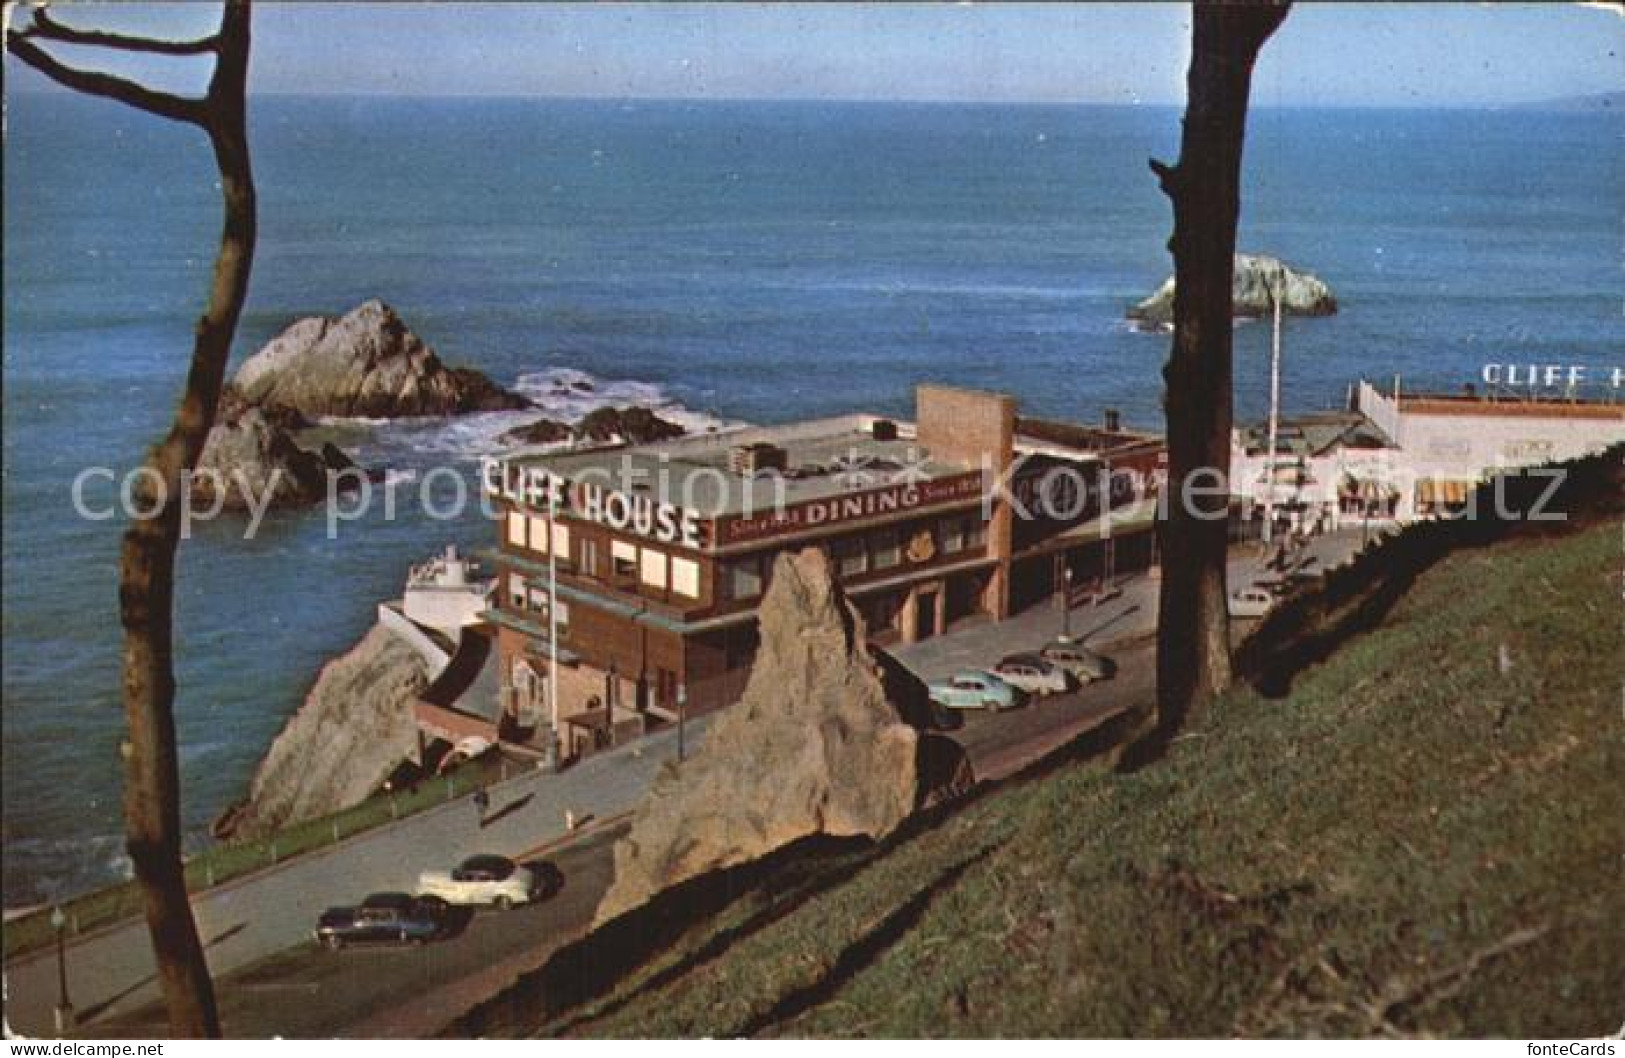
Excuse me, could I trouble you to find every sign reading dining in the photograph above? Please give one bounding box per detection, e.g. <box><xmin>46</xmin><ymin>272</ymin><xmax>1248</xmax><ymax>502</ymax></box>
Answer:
<box><xmin>718</xmin><ymin>473</ymin><xmax>983</xmax><ymax>546</ymax></box>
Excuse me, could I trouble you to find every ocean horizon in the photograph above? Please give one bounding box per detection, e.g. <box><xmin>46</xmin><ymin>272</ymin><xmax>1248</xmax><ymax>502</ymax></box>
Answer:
<box><xmin>4</xmin><ymin>92</ymin><xmax>1619</xmax><ymax>905</ymax></box>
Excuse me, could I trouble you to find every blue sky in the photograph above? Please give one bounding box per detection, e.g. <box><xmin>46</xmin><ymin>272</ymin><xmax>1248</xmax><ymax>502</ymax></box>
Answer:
<box><xmin>4</xmin><ymin>2</ymin><xmax>1620</xmax><ymax>107</ymax></box>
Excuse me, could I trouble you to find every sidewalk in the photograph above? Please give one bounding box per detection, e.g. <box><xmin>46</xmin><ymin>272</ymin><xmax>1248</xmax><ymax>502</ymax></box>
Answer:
<box><xmin>892</xmin><ymin>528</ymin><xmax>1368</xmax><ymax>683</ymax></box>
<box><xmin>2</xmin><ymin>718</ymin><xmax>710</xmax><ymax>1038</ymax></box>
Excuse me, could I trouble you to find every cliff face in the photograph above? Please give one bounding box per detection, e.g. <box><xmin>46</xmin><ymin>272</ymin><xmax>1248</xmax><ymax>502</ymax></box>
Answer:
<box><xmin>191</xmin><ymin>385</ymin><xmax>356</xmax><ymax>511</ymax></box>
<box><xmin>234</xmin><ymin>299</ymin><xmax>529</xmax><ymax>419</ymax></box>
<box><xmin>219</xmin><ymin>623</ymin><xmax>427</xmax><ymax>840</ymax></box>
<box><xmin>1128</xmin><ymin>253</ymin><xmax>1338</xmax><ymax>331</ymax></box>
<box><xmin>595</xmin><ymin>549</ymin><xmax>921</xmax><ymax>923</ymax></box>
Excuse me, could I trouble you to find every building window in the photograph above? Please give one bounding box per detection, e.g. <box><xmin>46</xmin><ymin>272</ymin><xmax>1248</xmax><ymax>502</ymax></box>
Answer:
<box><xmin>671</xmin><ymin>556</ymin><xmax>701</xmax><ymax>598</ymax></box>
<box><xmin>872</xmin><ymin>527</ymin><xmax>901</xmax><ymax>571</ymax></box>
<box><xmin>965</xmin><ymin>516</ymin><xmax>988</xmax><ymax>549</ymax></box>
<box><xmin>611</xmin><ymin>539</ymin><xmax>638</xmax><ymax>579</ymax></box>
<box><xmin>579</xmin><ymin>537</ymin><xmax>599</xmax><ymax>577</ymax></box>
<box><xmin>527</xmin><ymin>514</ymin><xmax>550</xmax><ymax>553</ymax></box>
<box><xmin>941</xmin><ymin>515</ymin><xmax>966</xmax><ymax>554</ymax></box>
<box><xmin>506</xmin><ymin>511</ymin><xmax>527</xmax><ymax>548</ymax></box>
<box><xmin>551</xmin><ymin>522</ymin><xmax>571</xmax><ymax>560</ymax></box>
<box><xmin>640</xmin><ymin>548</ymin><xmax>669</xmax><ymax>590</ymax></box>
<box><xmin>725</xmin><ymin>555</ymin><xmax>764</xmax><ymax>601</ymax></box>
<box><xmin>508</xmin><ymin>572</ymin><xmax>528</xmax><ymax>609</ymax></box>
<box><xmin>830</xmin><ymin>535</ymin><xmax>868</xmax><ymax>579</ymax></box>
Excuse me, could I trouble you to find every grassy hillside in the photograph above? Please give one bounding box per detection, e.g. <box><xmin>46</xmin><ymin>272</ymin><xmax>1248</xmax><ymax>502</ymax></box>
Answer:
<box><xmin>476</xmin><ymin>518</ymin><xmax>1623</xmax><ymax>1038</ymax></box>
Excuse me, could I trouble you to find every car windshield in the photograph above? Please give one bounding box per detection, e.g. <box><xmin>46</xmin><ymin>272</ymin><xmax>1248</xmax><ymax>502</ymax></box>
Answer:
<box><xmin>460</xmin><ymin>856</ymin><xmax>514</xmax><ymax>880</ymax></box>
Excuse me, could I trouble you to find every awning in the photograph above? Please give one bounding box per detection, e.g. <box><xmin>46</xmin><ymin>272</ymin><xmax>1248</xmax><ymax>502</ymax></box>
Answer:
<box><xmin>1417</xmin><ymin>479</ymin><xmax>1474</xmax><ymax>505</ymax></box>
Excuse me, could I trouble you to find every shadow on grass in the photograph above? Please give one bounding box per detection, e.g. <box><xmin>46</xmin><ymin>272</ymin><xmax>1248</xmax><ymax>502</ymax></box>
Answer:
<box><xmin>1120</xmin><ymin>445</ymin><xmax>1623</xmax><ymax>772</ymax></box>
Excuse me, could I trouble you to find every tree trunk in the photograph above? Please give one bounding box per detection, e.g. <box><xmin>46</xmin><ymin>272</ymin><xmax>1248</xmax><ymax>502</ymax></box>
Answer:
<box><xmin>3</xmin><ymin>0</ymin><xmax>260</xmax><ymax>1036</ymax></box>
<box><xmin>1128</xmin><ymin>1</ymin><xmax>1288</xmax><ymax>768</ymax></box>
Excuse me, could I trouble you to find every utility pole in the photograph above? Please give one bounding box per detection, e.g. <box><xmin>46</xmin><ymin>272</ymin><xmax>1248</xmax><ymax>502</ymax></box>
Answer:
<box><xmin>1262</xmin><ymin>278</ymin><xmax>1283</xmax><ymax>545</ymax></box>
<box><xmin>676</xmin><ymin>683</ymin><xmax>688</xmax><ymax>762</ymax></box>
<box><xmin>546</xmin><ymin>484</ymin><xmax>561</xmax><ymax>770</ymax></box>
<box><xmin>51</xmin><ymin>906</ymin><xmax>74</xmax><ymax>1035</ymax></box>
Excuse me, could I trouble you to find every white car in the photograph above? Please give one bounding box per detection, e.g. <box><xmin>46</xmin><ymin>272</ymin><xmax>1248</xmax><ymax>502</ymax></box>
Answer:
<box><xmin>991</xmin><ymin>654</ymin><xmax>1072</xmax><ymax>696</ymax></box>
<box><xmin>1228</xmin><ymin>586</ymin><xmax>1276</xmax><ymax>619</ymax></box>
<box><xmin>417</xmin><ymin>854</ymin><xmax>539</xmax><ymax>910</ymax></box>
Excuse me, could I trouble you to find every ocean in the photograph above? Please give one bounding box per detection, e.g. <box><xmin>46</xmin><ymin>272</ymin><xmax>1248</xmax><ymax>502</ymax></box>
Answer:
<box><xmin>3</xmin><ymin>93</ymin><xmax>1619</xmax><ymax>905</ymax></box>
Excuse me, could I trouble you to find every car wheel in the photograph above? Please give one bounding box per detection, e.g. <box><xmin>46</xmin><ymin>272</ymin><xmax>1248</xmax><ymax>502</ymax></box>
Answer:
<box><xmin>322</xmin><ymin>935</ymin><xmax>342</xmax><ymax>951</ymax></box>
<box><xmin>412</xmin><ymin>935</ymin><xmax>429</xmax><ymax>947</ymax></box>
<box><xmin>930</xmin><ymin>702</ymin><xmax>955</xmax><ymax>728</ymax></box>
<box><xmin>494</xmin><ymin>894</ymin><xmax>514</xmax><ymax>911</ymax></box>
<box><xmin>986</xmin><ymin>698</ymin><xmax>1003</xmax><ymax>713</ymax></box>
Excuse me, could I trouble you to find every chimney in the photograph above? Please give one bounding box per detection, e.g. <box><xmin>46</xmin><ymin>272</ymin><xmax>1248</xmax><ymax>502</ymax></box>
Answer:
<box><xmin>1104</xmin><ymin>408</ymin><xmax>1121</xmax><ymax>433</ymax></box>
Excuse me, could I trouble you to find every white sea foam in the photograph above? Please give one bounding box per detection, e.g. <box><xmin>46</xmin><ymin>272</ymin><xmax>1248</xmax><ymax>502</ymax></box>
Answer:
<box><xmin>375</xmin><ymin>366</ymin><xmax>744</xmax><ymax>463</ymax></box>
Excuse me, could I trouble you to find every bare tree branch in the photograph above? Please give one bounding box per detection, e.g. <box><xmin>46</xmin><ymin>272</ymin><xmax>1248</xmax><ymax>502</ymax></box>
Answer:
<box><xmin>25</xmin><ymin>7</ymin><xmax>221</xmax><ymax>55</ymax></box>
<box><xmin>4</xmin><ymin>32</ymin><xmax>208</xmax><ymax>125</ymax></box>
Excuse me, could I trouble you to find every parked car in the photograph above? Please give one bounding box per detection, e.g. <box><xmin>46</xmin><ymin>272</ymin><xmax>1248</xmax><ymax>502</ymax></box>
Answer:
<box><xmin>991</xmin><ymin>653</ymin><xmax>1071</xmax><ymax>696</ymax></box>
<box><xmin>927</xmin><ymin>670</ymin><xmax>1021</xmax><ymax>713</ymax></box>
<box><xmin>417</xmin><ymin>854</ymin><xmax>541</xmax><ymax>910</ymax></box>
<box><xmin>315</xmin><ymin>892</ymin><xmax>450</xmax><ymax>950</ymax></box>
<box><xmin>1228</xmin><ymin>586</ymin><xmax>1276</xmax><ymax>618</ymax></box>
<box><xmin>1040</xmin><ymin>640</ymin><xmax>1118</xmax><ymax>683</ymax></box>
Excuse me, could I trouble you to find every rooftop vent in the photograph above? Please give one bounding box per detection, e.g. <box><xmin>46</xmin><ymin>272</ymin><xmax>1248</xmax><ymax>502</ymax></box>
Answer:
<box><xmin>871</xmin><ymin>418</ymin><xmax>899</xmax><ymax>442</ymax></box>
<box><xmin>728</xmin><ymin>441</ymin><xmax>788</xmax><ymax>475</ymax></box>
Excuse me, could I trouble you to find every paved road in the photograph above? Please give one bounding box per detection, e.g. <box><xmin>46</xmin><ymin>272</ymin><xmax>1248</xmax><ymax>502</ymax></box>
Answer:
<box><xmin>67</xmin><ymin>674</ymin><xmax>1141</xmax><ymax>1040</ymax></box>
<box><xmin>2</xmin><ymin>719</ymin><xmax>707</xmax><ymax>1038</ymax></box>
<box><xmin>85</xmin><ymin>825</ymin><xmax>627</xmax><ymax>1039</ymax></box>
<box><xmin>14</xmin><ymin>529</ymin><xmax>1368</xmax><ymax>1039</ymax></box>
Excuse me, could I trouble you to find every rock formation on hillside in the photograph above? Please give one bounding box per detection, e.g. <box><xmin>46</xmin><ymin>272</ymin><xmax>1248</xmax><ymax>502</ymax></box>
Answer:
<box><xmin>595</xmin><ymin>548</ymin><xmax>922</xmax><ymax>923</ymax></box>
<box><xmin>214</xmin><ymin>623</ymin><xmax>428</xmax><ymax>840</ymax></box>
<box><xmin>234</xmin><ymin>299</ymin><xmax>530</xmax><ymax>419</ymax></box>
<box><xmin>190</xmin><ymin>384</ymin><xmax>360</xmax><ymax>510</ymax></box>
<box><xmin>1128</xmin><ymin>253</ymin><xmax>1338</xmax><ymax>331</ymax></box>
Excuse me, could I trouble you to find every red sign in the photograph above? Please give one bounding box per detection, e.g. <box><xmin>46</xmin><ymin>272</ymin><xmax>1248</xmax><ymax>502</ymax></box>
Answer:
<box><xmin>717</xmin><ymin>473</ymin><xmax>984</xmax><ymax>546</ymax></box>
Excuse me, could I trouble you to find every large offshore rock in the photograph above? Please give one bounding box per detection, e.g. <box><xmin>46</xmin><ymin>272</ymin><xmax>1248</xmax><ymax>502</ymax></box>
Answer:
<box><xmin>234</xmin><ymin>299</ymin><xmax>529</xmax><ymax>419</ymax></box>
<box><xmin>595</xmin><ymin>548</ymin><xmax>920</xmax><ymax>923</ymax></box>
<box><xmin>216</xmin><ymin>623</ymin><xmax>427</xmax><ymax>839</ymax></box>
<box><xmin>1128</xmin><ymin>253</ymin><xmax>1338</xmax><ymax>331</ymax></box>
<box><xmin>190</xmin><ymin>384</ymin><xmax>357</xmax><ymax>510</ymax></box>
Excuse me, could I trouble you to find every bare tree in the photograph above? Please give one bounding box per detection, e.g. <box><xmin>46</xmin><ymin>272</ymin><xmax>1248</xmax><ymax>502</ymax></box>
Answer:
<box><xmin>7</xmin><ymin>1</ymin><xmax>257</xmax><ymax>1037</ymax></box>
<box><xmin>1125</xmin><ymin>1</ymin><xmax>1289</xmax><ymax>768</ymax></box>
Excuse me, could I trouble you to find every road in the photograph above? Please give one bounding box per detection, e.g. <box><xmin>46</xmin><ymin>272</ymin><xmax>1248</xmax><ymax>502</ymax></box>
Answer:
<box><xmin>85</xmin><ymin>826</ymin><xmax>626</xmax><ymax>1039</ymax></box>
<box><xmin>73</xmin><ymin>664</ymin><xmax>1142</xmax><ymax>1039</ymax></box>
<box><xmin>2</xmin><ymin>719</ymin><xmax>706</xmax><ymax>1039</ymax></box>
<box><xmin>23</xmin><ymin>530</ymin><xmax>1367</xmax><ymax>1039</ymax></box>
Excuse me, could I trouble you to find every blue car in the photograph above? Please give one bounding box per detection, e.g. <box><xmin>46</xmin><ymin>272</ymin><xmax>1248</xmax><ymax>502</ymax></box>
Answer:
<box><xmin>927</xmin><ymin>669</ymin><xmax>1021</xmax><ymax>713</ymax></box>
<box><xmin>315</xmin><ymin>891</ymin><xmax>450</xmax><ymax>950</ymax></box>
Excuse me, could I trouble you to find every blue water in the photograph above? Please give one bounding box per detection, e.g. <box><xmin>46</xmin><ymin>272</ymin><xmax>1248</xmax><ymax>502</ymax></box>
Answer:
<box><xmin>3</xmin><ymin>94</ymin><xmax>1619</xmax><ymax>904</ymax></box>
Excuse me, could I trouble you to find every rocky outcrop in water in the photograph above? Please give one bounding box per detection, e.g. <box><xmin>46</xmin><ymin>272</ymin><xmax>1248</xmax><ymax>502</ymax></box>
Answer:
<box><xmin>234</xmin><ymin>299</ymin><xmax>530</xmax><ymax>419</ymax></box>
<box><xmin>575</xmin><ymin>406</ymin><xmax>686</xmax><ymax>446</ymax></box>
<box><xmin>499</xmin><ymin>416</ymin><xmax>573</xmax><ymax>447</ymax></box>
<box><xmin>500</xmin><ymin>406</ymin><xmax>688</xmax><ymax>449</ymax></box>
<box><xmin>214</xmin><ymin>623</ymin><xmax>427</xmax><ymax>840</ymax></box>
<box><xmin>595</xmin><ymin>548</ymin><xmax>922</xmax><ymax>923</ymax></box>
<box><xmin>190</xmin><ymin>384</ymin><xmax>359</xmax><ymax>510</ymax></box>
<box><xmin>1128</xmin><ymin>253</ymin><xmax>1338</xmax><ymax>331</ymax></box>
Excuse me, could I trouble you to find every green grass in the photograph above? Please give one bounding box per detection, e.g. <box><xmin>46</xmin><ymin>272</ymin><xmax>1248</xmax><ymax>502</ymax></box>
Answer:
<box><xmin>518</xmin><ymin>519</ymin><xmax>1623</xmax><ymax>1038</ymax></box>
<box><xmin>3</xmin><ymin>752</ymin><xmax>513</xmax><ymax>960</ymax></box>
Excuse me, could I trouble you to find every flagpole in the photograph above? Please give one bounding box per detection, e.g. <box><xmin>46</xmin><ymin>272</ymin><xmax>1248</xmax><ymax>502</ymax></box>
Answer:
<box><xmin>1263</xmin><ymin>281</ymin><xmax>1283</xmax><ymax>546</ymax></box>
<box><xmin>547</xmin><ymin>486</ymin><xmax>560</xmax><ymax>756</ymax></box>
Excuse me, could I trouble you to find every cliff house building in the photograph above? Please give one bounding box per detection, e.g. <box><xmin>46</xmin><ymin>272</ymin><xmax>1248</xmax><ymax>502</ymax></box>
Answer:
<box><xmin>480</xmin><ymin>385</ymin><xmax>1165</xmax><ymax>754</ymax></box>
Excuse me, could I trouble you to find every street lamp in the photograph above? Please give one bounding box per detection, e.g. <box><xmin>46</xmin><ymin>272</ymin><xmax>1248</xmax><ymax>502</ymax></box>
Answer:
<box><xmin>50</xmin><ymin>905</ymin><xmax>74</xmax><ymax>1035</ymax></box>
<box><xmin>676</xmin><ymin>683</ymin><xmax>688</xmax><ymax>763</ymax></box>
<box><xmin>1060</xmin><ymin>565</ymin><xmax>1074</xmax><ymax>642</ymax></box>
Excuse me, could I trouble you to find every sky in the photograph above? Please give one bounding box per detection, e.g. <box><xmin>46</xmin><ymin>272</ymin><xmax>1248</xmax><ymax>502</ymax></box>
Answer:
<box><xmin>3</xmin><ymin>2</ymin><xmax>1620</xmax><ymax>107</ymax></box>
